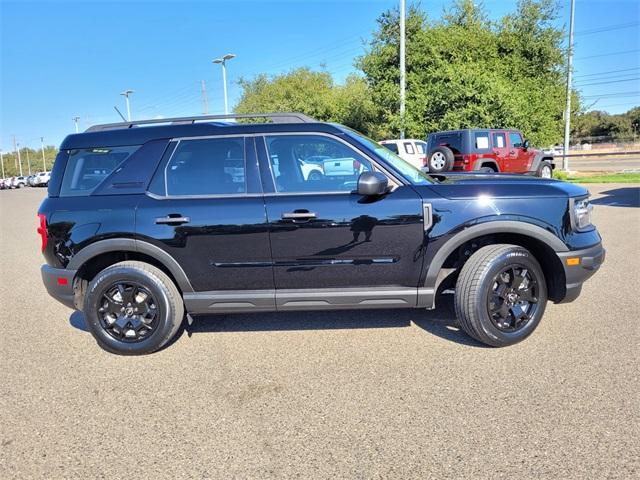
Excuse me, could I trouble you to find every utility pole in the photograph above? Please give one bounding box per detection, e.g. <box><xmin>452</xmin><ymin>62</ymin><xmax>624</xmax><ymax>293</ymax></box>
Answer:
<box><xmin>73</xmin><ymin>116</ymin><xmax>80</xmax><ymax>133</ymax></box>
<box><xmin>26</xmin><ymin>147</ymin><xmax>31</xmax><ymax>176</ymax></box>
<box><xmin>0</xmin><ymin>150</ymin><xmax>5</xmax><ymax>179</ymax></box>
<box><xmin>213</xmin><ymin>53</ymin><xmax>236</xmax><ymax>115</ymax></box>
<box><xmin>40</xmin><ymin>137</ymin><xmax>47</xmax><ymax>171</ymax></box>
<box><xmin>562</xmin><ymin>0</ymin><xmax>576</xmax><ymax>171</ymax></box>
<box><xmin>120</xmin><ymin>89</ymin><xmax>134</xmax><ymax>121</ymax></box>
<box><xmin>399</xmin><ymin>0</ymin><xmax>406</xmax><ymax>140</ymax></box>
<box><xmin>12</xmin><ymin>135</ymin><xmax>17</xmax><ymax>169</ymax></box>
<box><xmin>201</xmin><ymin>80</ymin><xmax>209</xmax><ymax>115</ymax></box>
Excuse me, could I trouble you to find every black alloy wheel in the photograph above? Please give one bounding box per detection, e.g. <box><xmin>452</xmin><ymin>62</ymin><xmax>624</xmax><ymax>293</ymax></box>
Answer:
<box><xmin>487</xmin><ymin>265</ymin><xmax>539</xmax><ymax>332</ymax></box>
<box><xmin>98</xmin><ymin>282</ymin><xmax>159</xmax><ymax>342</ymax></box>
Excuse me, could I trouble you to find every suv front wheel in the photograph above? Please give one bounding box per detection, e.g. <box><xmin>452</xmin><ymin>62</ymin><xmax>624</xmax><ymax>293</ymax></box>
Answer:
<box><xmin>83</xmin><ymin>261</ymin><xmax>184</xmax><ymax>355</ymax></box>
<box><xmin>454</xmin><ymin>244</ymin><xmax>547</xmax><ymax>347</ymax></box>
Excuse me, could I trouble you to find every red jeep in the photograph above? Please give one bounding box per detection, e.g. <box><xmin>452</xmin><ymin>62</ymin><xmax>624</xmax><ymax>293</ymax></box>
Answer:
<box><xmin>425</xmin><ymin>128</ymin><xmax>554</xmax><ymax>177</ymax></box>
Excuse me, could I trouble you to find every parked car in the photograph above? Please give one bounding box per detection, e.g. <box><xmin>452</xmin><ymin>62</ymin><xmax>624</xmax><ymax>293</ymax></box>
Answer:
<box><xmin>12</xmin><ymin>176</ymin><xmax>27</xmax><ymax>188</ymax></box>
<box><xmin>27</xmin><ymin>175</ymin><xmax>37</xmax><ymax>186</ymax></box>
<box><xmin>0</xmin><ymin>178</ymin><xmax>9</xmax><ymax>189</ymax></box>
<box><xmin>425</xmin><ymin>129</ymin><xmax>555</xmax><ymax>177</ymax></box>
<box><xmin>38</xmin><ymin>112</ymin><xmax>604</xmax><ymax>355</ymax></box>
<box><xmin>33</xmin><ymin>171</ymin><xmax>51</xmax><ymax>187</ymax></box>
<box><xmin>380</xmin><ymin>139</ymin><xmax>428</xmax><ymax>170</ymax></box>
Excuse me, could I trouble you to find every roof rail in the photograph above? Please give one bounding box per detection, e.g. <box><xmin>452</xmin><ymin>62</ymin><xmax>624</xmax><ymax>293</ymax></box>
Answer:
<box><xmin>85</xmin><ymin>112</ymin><xmax>318</xmax><ymax>132</ymax></box>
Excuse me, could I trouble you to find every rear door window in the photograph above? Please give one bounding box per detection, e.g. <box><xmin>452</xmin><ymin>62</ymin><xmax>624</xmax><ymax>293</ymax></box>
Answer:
<box><xmin>493</xmin><ymin>133</ymin><xmax>506</xmax><ymax>148</ymax></box>
<box><xmin>60</xmin><ymin>146</ymin><xmax>139</xmax><ymax>196</ymax></box>
<box><xmin>160</xmin><ymin>137</ymin><xmax>246</xmax><ymax>196</ymax></box>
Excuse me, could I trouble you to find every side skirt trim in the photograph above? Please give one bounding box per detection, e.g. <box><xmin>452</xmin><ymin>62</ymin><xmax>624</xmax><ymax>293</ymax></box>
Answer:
<box><xmin>184</xmin><ymin>287</ymin><xmax>435</xmax><ymax>314</ymax></box>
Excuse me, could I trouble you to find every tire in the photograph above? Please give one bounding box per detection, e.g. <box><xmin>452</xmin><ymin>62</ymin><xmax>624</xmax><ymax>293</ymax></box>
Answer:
<box><xmin>308</xmin><ymin>170</ymin><xmax>323</xmax><ymax>181</ymax></box>
<box><xmin>537</xmin><ymin>161</ymin><xmax>553</xmax><ymax>179</ymax></box>
<box><xmin>479</xmin><ymin>166</ymin><xmax>496</xmax><ymax>173</ymax></box>
<box><xmin>83</xmin><ymin>261</ymin><xmax>184</xmax><ymax>355</ymax></box>
<box><xmin>427</xmin><ymin>146</ymin><xmax>454</xmax><ymax>173</ymax></box>
<box><xmin>454</xmin><ymin>244</ymin><xmax>547</xmax><ymax>347</ymax></box>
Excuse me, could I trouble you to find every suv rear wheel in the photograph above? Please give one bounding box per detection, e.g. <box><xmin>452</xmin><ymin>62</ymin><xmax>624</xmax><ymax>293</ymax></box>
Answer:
<box><xmin>427</xmin><ymin>146</ymin><xmax>454</xmax><ymax>173</ymax></box>
<box><xmin>83</xmin><ymin>261</ymin><xmax>184</xmax><ymax>355</ymax></box>
<box><xmin>454</xmin><ymin>244</ymin><xmax>547</xmax><ymax>347</ymax></box>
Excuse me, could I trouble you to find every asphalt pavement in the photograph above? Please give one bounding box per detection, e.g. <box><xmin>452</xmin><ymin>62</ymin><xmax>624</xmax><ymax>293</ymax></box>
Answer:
<box><xmin>0</xmin><ymin>185</ymin><xmax>638</xmax><ymax>479</ymax></box>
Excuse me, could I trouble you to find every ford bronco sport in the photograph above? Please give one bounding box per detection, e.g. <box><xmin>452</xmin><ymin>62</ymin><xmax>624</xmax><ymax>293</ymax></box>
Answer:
<box><xmin>425</xmin><ymin>128</ymin><xmax>555</xmax><ymax>177</ymax></box>
<box><xmin>39</xmin><ymin>113</ymin><xmax>604</xmax><ymax>355</ymax></box>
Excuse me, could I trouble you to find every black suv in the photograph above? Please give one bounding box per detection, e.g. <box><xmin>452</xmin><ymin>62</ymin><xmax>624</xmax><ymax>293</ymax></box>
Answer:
<box><xmin>39</xmin><ymin>113</ymin><xmax>604</xmax><ymax>354</ymax></box>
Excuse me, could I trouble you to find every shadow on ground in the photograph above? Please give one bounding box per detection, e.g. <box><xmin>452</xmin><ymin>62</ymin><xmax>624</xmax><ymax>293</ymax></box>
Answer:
<box><xmin>591</xmin><ymin>187</ymin><xmax>639</xmax><ymax>208</ymax></box>
<box><xmin>69</xmin><ymin>294</ymin><xmax>485</xmax><ymax>347</ymax></box>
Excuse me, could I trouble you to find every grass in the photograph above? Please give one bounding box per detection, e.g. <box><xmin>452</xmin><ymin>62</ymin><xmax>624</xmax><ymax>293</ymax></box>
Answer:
<box><xmin>553</xmin><ymin>171</ymin><xmax>640</xmax><ymax>184</ymax></box>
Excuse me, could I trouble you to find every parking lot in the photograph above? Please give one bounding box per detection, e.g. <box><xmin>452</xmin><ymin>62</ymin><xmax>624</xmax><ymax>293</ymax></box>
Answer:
<box><xmin>0</xmin><ymin>185</ymin><xmax>638</xmax><ymax>479</ymax></box>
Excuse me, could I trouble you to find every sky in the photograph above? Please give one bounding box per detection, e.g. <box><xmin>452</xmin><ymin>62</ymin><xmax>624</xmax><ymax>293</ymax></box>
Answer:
<box><xmin>1</xmin><ymin>0</ymin><xmax>639</xmax><ymax>151</ymax></box>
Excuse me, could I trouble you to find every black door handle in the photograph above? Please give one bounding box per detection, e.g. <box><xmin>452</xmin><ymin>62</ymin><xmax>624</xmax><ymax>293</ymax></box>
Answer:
<box><xmin>155</xmin><ymin>215</ymin><xmax>191</xmax><ymax>225</ymax></box>
<box><xmin>282</xmin><ymin>211</ymin><xmax>317</xmax><ymax>221</ymax></box>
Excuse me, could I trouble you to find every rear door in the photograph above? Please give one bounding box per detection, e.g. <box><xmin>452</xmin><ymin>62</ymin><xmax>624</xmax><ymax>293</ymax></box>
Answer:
<box><xmin>136</xmin><ymin>135</ymin><xmax>274</xmax><ymax>296</ymax></box>
<box><xmin>258</xmin><ymin>133</ymin><xmax>425</xmax><ymax>309</ymax></box>
<box><xmin>491</xmin><ymin>131</ymin><xmax>509</xmax><ymax>171</ymax></box>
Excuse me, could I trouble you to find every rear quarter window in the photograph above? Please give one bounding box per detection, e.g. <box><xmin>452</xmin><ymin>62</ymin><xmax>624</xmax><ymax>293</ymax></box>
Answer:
<box><xmin>60</xmin><ymin>146</ymin><xmax>139</xmax><ymax>196</ymax></box>
<box><xmin>382</xmin><ymin>143</ymin><xmax>399</xmax><ymax>154</ymax></box>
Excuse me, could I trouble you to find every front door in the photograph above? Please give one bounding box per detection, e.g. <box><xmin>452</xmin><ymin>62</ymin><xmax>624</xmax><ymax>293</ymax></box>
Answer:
<box><xmin>136</xmin><ymin>136</ymin><xmax>274</xmax><ymax>294</ymax></box>
<box><xmin>258</xmin><ymin>133</ymin><xmax>425</xmax><ymax>309</ymax></box>
<box><xmin>508</xmin><ymin>131</ymin><xmax>530</xmax><ymax>172</ymax></box>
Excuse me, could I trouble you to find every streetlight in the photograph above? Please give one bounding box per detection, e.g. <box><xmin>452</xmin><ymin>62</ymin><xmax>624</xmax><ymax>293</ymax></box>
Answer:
<box><xmin>40</xmin><ymin>137</ymin><xmax>46</xmax><ymax>171</ymax></box>
<box><xmin>120</xmin><ymin>89</ymin><xmax>134</xmax><ymax>121</ymax></box>
<box><xmin>0</xmin><ymin>150</ymin><xmax>4</xmax><ymax>179</ymax></box>
<box><xmin>72</xmin><ymin>116</ymin><xmax>80</xmax><ymax>133</ymax></box>
<box><xmin>212</xmin><ymin>53</ymin><xmax>236</xmax><ymax>115</ymax></box>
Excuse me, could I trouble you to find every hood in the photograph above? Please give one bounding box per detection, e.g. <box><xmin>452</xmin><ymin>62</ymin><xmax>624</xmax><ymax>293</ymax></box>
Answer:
<box><xmin>423</xmin><ymin>173</ymin><xmax>588</xmax><ymax>200</ymax></box>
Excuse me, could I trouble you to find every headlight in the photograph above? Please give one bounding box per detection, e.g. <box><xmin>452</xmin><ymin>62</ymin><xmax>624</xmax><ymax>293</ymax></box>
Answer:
<box><xmin>570</xmin><ymin>197</ymin><xmax>593</xmax><ymax>231</ymax></box>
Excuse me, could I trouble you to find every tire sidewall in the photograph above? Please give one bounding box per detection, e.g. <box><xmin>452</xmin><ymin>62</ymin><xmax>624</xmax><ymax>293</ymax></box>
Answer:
<box><xmin>83</xmin><ymin>266</ymin><xmax>175</xmax><ymax>355</ymax></box>
<box><xmin>473</xmin><ymin>248</ymin><xmax>547</xmax><ymax>345</ymax></box>
<box><xmin>538</xmin><ymin>162</ymin><xmax>552</xmax><ymax>178</ymax></box>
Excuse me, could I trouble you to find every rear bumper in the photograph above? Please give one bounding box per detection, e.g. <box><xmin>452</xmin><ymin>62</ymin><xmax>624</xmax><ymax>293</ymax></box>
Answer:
<box><xmin>556</xmin><ymin>242</ymin><xmax>605</xmax><ymax>303</ymax></box>
<box><xmin>41</xmin><ymin>265</ymin><xmax>77</xmax><ymax>309</ymax></box>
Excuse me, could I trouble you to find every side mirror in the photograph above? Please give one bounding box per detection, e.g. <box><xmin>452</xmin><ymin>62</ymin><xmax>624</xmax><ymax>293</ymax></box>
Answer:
<box><xmin>357</xmin><ymin>172</ymin><xmax>388</xmax><ymax>196</ymax></box>
<box><xmin>523</xmin><ymin>139</ymin><xmax>530</xmax><ymax>150</ymax></box>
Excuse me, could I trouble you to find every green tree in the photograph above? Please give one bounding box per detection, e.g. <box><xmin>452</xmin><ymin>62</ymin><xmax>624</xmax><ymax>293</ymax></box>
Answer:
<box><xmin>234</xmin><ymin>68</ymin><xmax>377</xmax><ymax>134</ymax></box>
<box><xmin>358</xmin><ymin>0</ymin><xmax>572</xmax><ymax>145</ymax></box>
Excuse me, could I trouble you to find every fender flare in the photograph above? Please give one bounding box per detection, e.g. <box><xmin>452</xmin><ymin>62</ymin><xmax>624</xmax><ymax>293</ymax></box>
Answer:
<box><xmin>529</xmin><ymin>152</ymin><xmax>554</xmax><ymax>173</ymax></box>
<box><xmin>472</xmin><ymin>159</ymin><xmax>499</xmax><ymax>172</ymax></box>
<box><xmin>67</xmin><ymin>238</ymin><xmax>194</xmax><ymax>292</ymax></box>
<box><xmin>424</xmin><ymin>220</ymin><xmax>567</xmax><ymax>294</ymax></box>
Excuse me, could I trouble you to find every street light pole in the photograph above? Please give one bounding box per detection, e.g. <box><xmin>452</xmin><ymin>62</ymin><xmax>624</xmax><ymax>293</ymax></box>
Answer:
<box><xmin>73</xmin><ymin>117</ymin><xmax>80</xmax><ymax>133</ymax></box>
<box><xmin>120</xmin><ymin>89</ymin><xmax>134</xmax><ymax>121</ymax></box>
<box><xmin>0</xmin><ymin>150</ymin><xmax>5</xmax><ymax>179</ymax></box>
<box><xmin>40</xmin><ymin>137</ymin><xmax>47</xmax><ymax>171</ymax></box>
<box><xmin>16</xmin><ymin>142</ymin><xmax>23</xmax><ymax>177</ymax></box>
<box><xmin>399</xmin><ymin>0</ymin><xmax>406</xmax><ymax>140</ymax></box>
<box><xmin>213</xmin><ymin>53</ymin><xmax>236</xmax><ymax>115</ymax></box>
<box><xmin>562</xmin><ymin>0</ymin><xmax>576</xmax><ymax>172</ymax></box>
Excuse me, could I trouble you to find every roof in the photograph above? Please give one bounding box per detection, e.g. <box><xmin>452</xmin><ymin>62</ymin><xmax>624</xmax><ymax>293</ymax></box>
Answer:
<box><xmin>60</xmin><ymin>112</ymin><xmax>344</xmax><ymax>149</ymax></box>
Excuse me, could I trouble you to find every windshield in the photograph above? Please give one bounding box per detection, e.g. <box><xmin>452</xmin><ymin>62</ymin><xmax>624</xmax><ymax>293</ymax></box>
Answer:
<box><xmin>344</xmin><ymin>129</ymin><xmax>434</xmax><ymax>185</ymax></box>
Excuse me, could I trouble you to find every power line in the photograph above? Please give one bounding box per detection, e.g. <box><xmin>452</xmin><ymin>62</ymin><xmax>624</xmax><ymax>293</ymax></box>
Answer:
<box><xmin>575</xmin><ymin>77</ymin><xmax>640</xmax><ymax>87</ymax></box>
<box><xmin>574</xmin><ymin>21</ymin><xmax>640</xmax><ymax>36</ymax></box>
<box><xmin>576</xmin><ymin>48</ymin><xmax>640</xmax><ymax>60</ymax></box>
<box><xmin>582</xmin><ymin>90</ymin><xmax>640</xmax><ymax>99</ymax></box>
<box><xmin>574</xmin><ymin>67</ymin><xmax>640</xmax><ymax>79</ymax></box>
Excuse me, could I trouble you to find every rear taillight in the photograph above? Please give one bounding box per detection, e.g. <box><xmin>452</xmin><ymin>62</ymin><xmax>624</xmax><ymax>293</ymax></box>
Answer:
<box><xmin>422</xmin><ymin>156</ymin><xmax>428</xmax><ymax>167</ymax></box>
<box><xmin>463</xmin><ymin>154</ymin><xmax>471</xmax><ymax>164</ymax></box>
<box><xmin>353</xmin><ymin>160</ymin><xmax>361</xmax><ymax>171</ymax></box>
<box><xmin>37</xmin><ymin>213</ymin><xmax>47</xmax><ymax>252</ymax></box>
